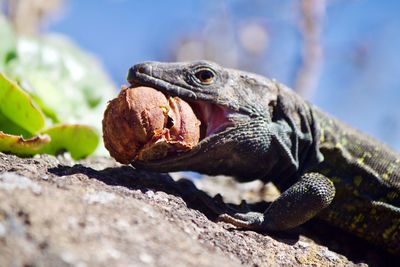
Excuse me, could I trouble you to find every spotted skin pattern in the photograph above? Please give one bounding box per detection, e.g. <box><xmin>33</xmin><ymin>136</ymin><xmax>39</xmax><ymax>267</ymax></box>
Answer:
<box><xmin>313</xmin><ymin>109</ymin><xmax>400</xmax><ymax>253</ymax></box>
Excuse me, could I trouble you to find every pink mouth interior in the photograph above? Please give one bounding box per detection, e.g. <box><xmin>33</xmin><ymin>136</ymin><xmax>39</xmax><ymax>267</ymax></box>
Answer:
<box><xmin>189</xmin><ymin>101</ymin><xmax>233</xmax><ymax>140</ymax></box>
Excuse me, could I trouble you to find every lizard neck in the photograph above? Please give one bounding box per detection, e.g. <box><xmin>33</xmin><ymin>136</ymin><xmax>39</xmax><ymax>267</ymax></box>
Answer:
<box><xmin>258</xmin><ymin>83</ymin><xmax>323</xmax><ymax>187</ymax></box>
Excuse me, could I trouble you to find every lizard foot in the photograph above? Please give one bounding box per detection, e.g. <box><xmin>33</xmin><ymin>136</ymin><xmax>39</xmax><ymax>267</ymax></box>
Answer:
<box><xmin>218</xmin><ymin>211</ymin><xmax>265</xmax><ymax>231</ymax></box>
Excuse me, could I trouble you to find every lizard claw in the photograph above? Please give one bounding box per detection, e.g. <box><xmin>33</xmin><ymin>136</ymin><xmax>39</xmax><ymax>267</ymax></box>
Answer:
<box><xmin>217</xmin><ymin>212</ymin><xmax>265</xmax><ymax>231</ymax></box>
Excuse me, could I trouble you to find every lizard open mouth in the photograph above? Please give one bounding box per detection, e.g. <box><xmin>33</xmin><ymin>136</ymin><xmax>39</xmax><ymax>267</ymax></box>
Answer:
<box><xmin>102</xmin><ymin>61</ymin><xmax>246</xmax><ymax>167</ymax></box>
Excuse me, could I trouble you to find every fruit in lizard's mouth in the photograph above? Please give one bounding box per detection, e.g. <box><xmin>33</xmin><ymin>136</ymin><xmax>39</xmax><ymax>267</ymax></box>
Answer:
<box><xmin>102</xmin><ymin>86</ymin><xmax>201</xmax><ymax>164</ymax></box>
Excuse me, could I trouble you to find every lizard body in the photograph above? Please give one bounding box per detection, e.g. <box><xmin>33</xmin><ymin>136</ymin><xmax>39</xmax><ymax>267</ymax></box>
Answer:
<box><xmin>127</xmin><ymin>61</ymin><xmax>400</xmax><ymax>254</ymax></box>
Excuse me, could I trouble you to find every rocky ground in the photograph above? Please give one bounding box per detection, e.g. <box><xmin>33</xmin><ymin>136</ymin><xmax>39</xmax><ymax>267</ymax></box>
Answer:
<box><xmin>0</xmin><ymin>152</ymin><xmax>398</xmax><ymax>266</ymax></box>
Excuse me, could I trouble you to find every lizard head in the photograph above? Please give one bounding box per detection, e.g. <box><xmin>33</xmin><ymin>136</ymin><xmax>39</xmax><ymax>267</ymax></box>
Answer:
<box><xmin>127</xmin><ymin>61</ymin><xmax>321</xmax><ymax>181</ymax></box>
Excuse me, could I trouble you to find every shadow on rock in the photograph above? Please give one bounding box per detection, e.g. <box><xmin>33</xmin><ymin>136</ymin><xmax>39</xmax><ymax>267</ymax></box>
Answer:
<box><xmin>48</xmin><ymin>163</ymin><xmax>300</xmax><ymax>245</ymax></box>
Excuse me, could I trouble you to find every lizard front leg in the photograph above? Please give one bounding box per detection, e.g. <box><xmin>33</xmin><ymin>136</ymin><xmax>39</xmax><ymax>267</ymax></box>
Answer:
<box><xmin>218</xmin><ymin>173</ymin><xmax>335</xmax><ymax>231</ymax></box>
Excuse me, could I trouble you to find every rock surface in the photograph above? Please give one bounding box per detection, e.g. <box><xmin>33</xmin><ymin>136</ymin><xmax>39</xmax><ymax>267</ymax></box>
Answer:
<box><xmin>0</xmin><ymin>152</ymin><xmax>397</xmax><ymax>266</ymax></box>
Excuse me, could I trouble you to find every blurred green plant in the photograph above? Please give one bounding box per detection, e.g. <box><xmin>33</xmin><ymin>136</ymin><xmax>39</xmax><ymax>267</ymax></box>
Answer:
<box><xmin>0</xmin><ymin>15</ymin><xmax>115</xmax><ymax>159</ymax></box>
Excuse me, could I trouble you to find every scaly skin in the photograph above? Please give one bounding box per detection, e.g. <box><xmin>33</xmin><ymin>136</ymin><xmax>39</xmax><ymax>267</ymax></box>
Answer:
<box><xmin>313</xmin><ymin>109</ymin><xmax>400</xmax><ymax>253</ymax></box>
<box><xmin>127</xmin><ymin>60</ymin><xmax>400</xmax><ymax>254</ymax></box>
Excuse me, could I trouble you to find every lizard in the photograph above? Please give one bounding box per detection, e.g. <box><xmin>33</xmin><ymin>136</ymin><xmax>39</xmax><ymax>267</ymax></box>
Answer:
<box><xmin>126</xmin><ymin>60</ymin><xmax>400</xmax><ymax>254</ymax></box>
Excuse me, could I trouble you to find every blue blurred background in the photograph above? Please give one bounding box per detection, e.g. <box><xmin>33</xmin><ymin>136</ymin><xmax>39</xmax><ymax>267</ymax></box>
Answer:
<box><xmin>8</xmin><ymin>0</ymin><xmax>400</xmax><ymax>150</ymax></box>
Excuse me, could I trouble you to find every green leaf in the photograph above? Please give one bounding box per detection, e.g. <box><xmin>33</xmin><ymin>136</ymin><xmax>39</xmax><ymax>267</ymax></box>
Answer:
<box><xmin>0</xmin><ymin>131</ymin><xmax>50</xmax><ymax>156</ymax></box>
<box><xmin>29</xmin><ymin>90</ymin><xmax>60</xmax><ymax>123</ymax></box>
<box><xmin>39</xmin><ymin>124</ymin><xmax>99</xmax><ymax>160</ymax></box>
<box><xmin>13</xmin><ymin>35</ymin><xmax>115</xmax><ymax>128</ymax></box>
<box><xmin>0</xmin><ymin>112</ymin><xmax>31</xmax><ymax>137</ymax></box>
<box><xmin>0</xmin><ymin>73</ymin><xmax>46</xmax><ymax>134</ymax></box>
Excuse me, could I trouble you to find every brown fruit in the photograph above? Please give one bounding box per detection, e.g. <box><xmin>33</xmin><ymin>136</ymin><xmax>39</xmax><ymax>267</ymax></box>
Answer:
<box><xmin>102</xmin><ymin>86</ymin><xmax>200</xmax><ymax>164</ymax></box>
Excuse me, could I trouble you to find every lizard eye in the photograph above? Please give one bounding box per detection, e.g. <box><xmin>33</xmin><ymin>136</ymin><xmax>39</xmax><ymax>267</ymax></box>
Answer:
<box><xmin>194</xmin><ymin>68</ymin><xmax>215</xmax><ymax>85</ymax></box>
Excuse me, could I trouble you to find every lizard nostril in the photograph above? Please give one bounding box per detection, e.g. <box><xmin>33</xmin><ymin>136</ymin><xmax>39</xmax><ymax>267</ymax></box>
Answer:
<box><xmin>127</xmin><ymin>64</ymin><xmax>152</xmax><ymax>84</ymax></box>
